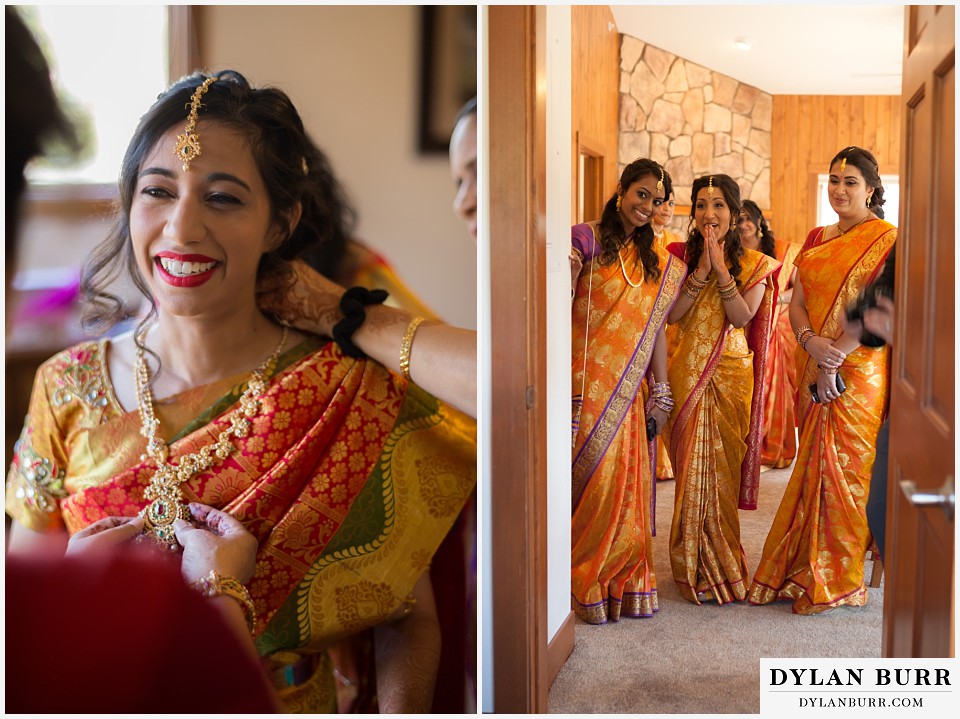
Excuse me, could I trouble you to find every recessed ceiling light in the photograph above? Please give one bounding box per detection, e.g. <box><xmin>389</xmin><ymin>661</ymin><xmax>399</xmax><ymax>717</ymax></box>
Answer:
<box><xmin>735</xmin><ymin>37</ymin><xmax>754</xmax><ymax>51</ymax></box>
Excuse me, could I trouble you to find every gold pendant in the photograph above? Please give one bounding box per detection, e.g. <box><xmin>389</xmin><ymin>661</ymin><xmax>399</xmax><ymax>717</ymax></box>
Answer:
<box><xmin>174</xmin><ymin>130</ymin><xmax>202</xmax><ymax>171</ymax></box>
<box><xmin>140</xmin><ymin>467</ymin><xmax>189</xmax><ymax>549</ymax></box>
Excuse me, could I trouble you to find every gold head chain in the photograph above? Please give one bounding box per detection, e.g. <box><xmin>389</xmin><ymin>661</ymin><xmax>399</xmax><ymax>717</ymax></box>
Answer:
<box><xmin>839</xmin><ymin>156</ymin><xmax>847</xmax><ymax>173</ymax></box>
<box><xmin>657</xmin><ymin>165</ymin><xmax>664</xmax><ymax>193</ymax></box>
<box><xmin>707</xmin><ymin>175</ymin><xmax>715</xmax><ymax>196</ymax></box>
<box><xmin>174</xmin><ymin>76</ymin><xmax>217</xmax><ymax>171</ymax></box>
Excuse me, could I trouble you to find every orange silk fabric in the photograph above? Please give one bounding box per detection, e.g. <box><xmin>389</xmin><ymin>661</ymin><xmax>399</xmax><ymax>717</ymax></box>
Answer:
<box><xmin>760</xmin><ymin>241</ymin><xmax>801</xmax><ymax>468</ymax></box>
<box><xmin>748</xmin><ymin>219</ymin><xmax>895</xmax><ymax>614</ymax></box>
<box><xmin>570</xmin><ymin>226</ymin><xmax>684</xmax><ymax>624</ymax></box>
<box><xmin>664</xmin><ymin>246</ymin><xmax>780</xmax><ymax>605</ymax></box>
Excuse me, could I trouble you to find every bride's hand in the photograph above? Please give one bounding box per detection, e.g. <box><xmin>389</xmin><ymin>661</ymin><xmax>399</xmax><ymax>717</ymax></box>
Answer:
<box><xmin>65</xmin><ymin>516</ymin><xmax>144</xmax><ymax>557</ymax></box>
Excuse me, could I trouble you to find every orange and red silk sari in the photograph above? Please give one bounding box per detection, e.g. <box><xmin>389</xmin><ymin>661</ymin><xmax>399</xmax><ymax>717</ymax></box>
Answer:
<box><xmin>6</xmin><ymin>337</ymin><xmax>476</xmax><ymax>711</ymax></box>
<box><xmin>748</xmin><ymin>219</ymin><xmax>894</xmax><ymax>614</ymax></box>
<box><xmin>760</xmin><ymin>240</ymin><xmax>802</xmax><ymax>468</ymax></box>
<box><xmin>571</xmin><ymin>223</ymin><xmax>685</xmax><ymax>624</ymax></box>
<box><xmin>664</xmin><ymin>244</ymin><xmax>780</xmax><ymax>605</ymax></box>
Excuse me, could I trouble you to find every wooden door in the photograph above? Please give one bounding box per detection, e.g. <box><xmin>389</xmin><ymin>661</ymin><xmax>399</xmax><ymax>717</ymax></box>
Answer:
<box><xmin>883</xmin><ymin>4</ymin><xmax>954</xmax><ymax>658</ymax></box>
<box><xmin>488</xmin><ymin>5</ymin><xmax>550</xmax><ymax>712</ymax></box>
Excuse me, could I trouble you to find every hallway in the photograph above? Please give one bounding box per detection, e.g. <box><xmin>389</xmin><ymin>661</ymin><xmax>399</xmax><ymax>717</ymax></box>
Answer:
<box><xmin>549</xmin><ymin>463</ymin><xmax>884</xmax><ymax>714</ymax></box>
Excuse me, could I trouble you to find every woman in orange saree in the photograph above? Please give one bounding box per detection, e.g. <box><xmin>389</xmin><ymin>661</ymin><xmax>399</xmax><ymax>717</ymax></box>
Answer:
<box><xmin>6</xmin><ymin>71</ymin><xmax>476</xmax><ymax>713</ymax></box>
<box><xmin>570</xmin><ymin>159</ymin><xmax>685</xmax><ymax>624</ymax></box>
<box><xmin>664</xmin><ymin>175</ymin><xmax>780</xmax><ymax>605</ymax></box>
<box><xmin>738</xmin><ymin>200</ymin><xmax>801</xmax><ymax>468</ymax></box>
<box><xmin>748</xmin><ymin>147</ymin><xmax>894</xmax><ymax>614</ymax></box>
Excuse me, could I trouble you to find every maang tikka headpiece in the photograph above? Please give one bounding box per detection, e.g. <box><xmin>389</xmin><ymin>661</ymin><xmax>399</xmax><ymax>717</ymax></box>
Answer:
<box><xmin>839</xmin><ymin>156</ymin><xmax>847</xmax><ymax>173</ymax></box>
<box><xmin>707</xmin><ymin>175</ymin><xmax>715</xmax><ymax>196</ymax></box>
<box><xmin>174</xmin><ymin>76</ymin><xmax>217</xmax><ymax>171</ymax></box>
<box><xmin>657</xmin><ymin>166</ymin><xmax>665</xmax><ymax>193</ymax></box>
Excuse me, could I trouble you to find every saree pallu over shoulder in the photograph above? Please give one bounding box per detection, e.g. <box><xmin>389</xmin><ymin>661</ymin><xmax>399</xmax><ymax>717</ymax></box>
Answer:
<box><xmin>665</xmin><ymin>244</ymin><xmax>780</xmax><ymax>509</ymax></box>
<box><xmin>51</xmin><ymin>341</ymin><xmax>475</xmax><ymax>647</ymax></box>
<box><xmin>748</xmin><ymin>219</ymin><xmax>895</xmax><ymax>614</ymax></box>
<box><xmin>572</xmin><ymin>242</ymin><xmax>686</xmax><ymax>507</ymax></box>
<box><xmin>570</xmin><ymin>228</ymin><xmax>684</xmax><ymax>624</ymax></box>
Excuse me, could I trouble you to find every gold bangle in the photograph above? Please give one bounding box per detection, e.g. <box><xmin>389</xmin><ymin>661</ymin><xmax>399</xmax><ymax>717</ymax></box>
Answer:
<box><xmin>399</xmin><ymin>316</ymin><xmax>426</xmax><ymax>382</ymax></box>
<box><xmin>192</xmin><ymin>570</ymin><xmax>257</xmax><ymax>634</ymax></box>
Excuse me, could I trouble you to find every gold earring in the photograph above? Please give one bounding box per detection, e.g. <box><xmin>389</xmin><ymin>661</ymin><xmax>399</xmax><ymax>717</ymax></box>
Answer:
<box><xmin>616</xmin><ymin>194</ymin><xmax>622</xmax><ymax>211</ymax></box>
<box><xmin>174</xmin><ymin>76</ymin><xmax>217</xmax><ymax>171</ymax></box>
<box><xmin>866</xmin><ymin>196</ymin><xmax>872</xmax><ymax>207</ymax></box>
<box><xmin>757</xmin><ymin>228</ymin><xmax>763</xmax><ymax>239</ymax></box>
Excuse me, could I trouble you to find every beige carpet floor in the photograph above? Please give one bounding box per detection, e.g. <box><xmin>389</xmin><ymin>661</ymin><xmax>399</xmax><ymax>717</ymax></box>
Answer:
<box><xmin>549</xmin><ymin>461</ymin><xmax>884</xmax><ymax>715</ymax></box>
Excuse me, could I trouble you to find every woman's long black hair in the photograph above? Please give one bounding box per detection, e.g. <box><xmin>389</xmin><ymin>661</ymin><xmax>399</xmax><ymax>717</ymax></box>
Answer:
<box><xmin>595</xmin><ymin>158</ymin><xmax>671</xmax><ymax>283</ymax></box>
<box><xmin>81</xmin><ymin>69</ymin><xmax>356</xmax><ymax>334</ymax></box>
<box><xmin>740</xmin><ymin>199</ymin><xmax>776</xmax><ymax>258</ymax></box>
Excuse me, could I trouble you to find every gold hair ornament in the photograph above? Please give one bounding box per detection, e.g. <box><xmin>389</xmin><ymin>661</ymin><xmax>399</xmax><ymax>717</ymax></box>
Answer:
<box><xmin>707</xmin><ymin>175</ymin><xmax>715</xmax><ymax>196</ymax></box>
<box><xmin>839</xmin><ymin>156</ymin><xmax>847</xmax><ymax>173</ymax></box>
<box><xmin>174</xmin><ymin>76</ymin><xmax>217</xmax><ymax>171</ymax></box>
<box><xmin>616</xmin><ymin>193</ymin><xmax>622</xmax><ymax>212</ymax></box>
<box><xmin>657</xmin><ymin>166</ymin><xmax>665</xmax><ymax>193</ymax></box>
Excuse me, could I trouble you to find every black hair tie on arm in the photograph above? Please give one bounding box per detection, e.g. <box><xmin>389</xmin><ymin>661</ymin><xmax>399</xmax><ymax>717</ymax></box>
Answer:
<box><xmin>332</xmin><ymin>286</ymin><xmax>389</xmax><ymax>358</ymax></box>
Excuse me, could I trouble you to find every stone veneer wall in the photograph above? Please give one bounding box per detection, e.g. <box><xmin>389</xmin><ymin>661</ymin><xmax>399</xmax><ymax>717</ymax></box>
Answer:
<box><xmin>618</xmin><ymin>34</ymin><xmax>773</xmax><ymax>235</ymax></box>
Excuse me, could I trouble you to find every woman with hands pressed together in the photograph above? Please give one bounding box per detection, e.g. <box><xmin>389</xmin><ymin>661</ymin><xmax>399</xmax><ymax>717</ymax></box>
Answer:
<box><xmin>663</xmin><ymin>174</ymin><xmax>780</xmax><ymax>605</ymax></box>
<box><xmin>748</xmin><ymin>146</ymin><xmax>895</xmax><ymax>614</ymax></box>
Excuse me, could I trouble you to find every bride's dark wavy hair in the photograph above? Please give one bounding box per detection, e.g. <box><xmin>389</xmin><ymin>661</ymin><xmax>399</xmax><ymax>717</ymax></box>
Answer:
<box><xmin>80</xmin><ymin>69</ymin><xmax>356</xmax><ymax>336</ymax></box>
<box><xmin>595</xmin><ymin>158</ymin><xmax>670</xmax><ymax>283</ymax></box>
<box><xmin>685</xmin><ymin>174</ymin><xmax>745</xmax><ymax>287</ymax></box>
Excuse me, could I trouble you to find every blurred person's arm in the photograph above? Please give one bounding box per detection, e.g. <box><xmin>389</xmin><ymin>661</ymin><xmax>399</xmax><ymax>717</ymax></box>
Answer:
<box><xmin>258</xmin><ymin>260</ymin><xmax>476</xmax><ymax>418</ymax></box>
<box><xmin>7</xmin><ymin>519</ymin><xmax>69</xmax><ymax>555</ymax></box>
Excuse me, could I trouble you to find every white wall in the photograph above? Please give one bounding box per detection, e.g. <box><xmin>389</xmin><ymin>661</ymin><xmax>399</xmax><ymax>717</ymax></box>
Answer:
<box><xmin>479</xmin><ymin>7</ymin><xmax>493</xmax><ymax>712</ymax></box>
<box><xmin>202</xmin><ymin>6</ymin><xmax>477</xmax><ymax>329</ymax></box>
<box><xmin>545</xmin><ymin>6</ymin><xmax>573</xmax><ymax>642</ymax></box>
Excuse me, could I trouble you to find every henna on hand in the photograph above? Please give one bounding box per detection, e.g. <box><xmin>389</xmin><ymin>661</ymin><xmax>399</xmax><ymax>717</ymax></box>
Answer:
<box><xmin>256</xmin><ymin>259</ymin><xmax>343</xmax><ymax>336</ymax></box>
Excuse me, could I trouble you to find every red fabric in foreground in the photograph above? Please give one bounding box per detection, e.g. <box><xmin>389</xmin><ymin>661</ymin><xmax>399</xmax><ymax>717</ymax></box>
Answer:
<box><xmin>6</xmin><ymin>547</ymin><xmax>276</xmax><ymax>713</ymax></box>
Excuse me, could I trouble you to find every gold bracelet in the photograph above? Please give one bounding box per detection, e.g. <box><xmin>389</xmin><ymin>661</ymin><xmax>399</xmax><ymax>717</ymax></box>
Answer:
<box><xmin>399</xmin><ymin>316</ymin><xmax>426</xmax><ymax>382</ymax></box>
<box><xmin>192</xmin><ymin>570</ymin><xmax>257</xmax><ymax>634</ymax></box>
<box><xmin>794</xmin><ymin>325</ymin><xmax>813</xmax><ymax>344</ymax></box>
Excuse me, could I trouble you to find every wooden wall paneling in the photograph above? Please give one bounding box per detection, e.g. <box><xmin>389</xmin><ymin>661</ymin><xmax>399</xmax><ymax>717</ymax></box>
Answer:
<box><xmin>824</xmin><ymin>97</ymin><xmax>839</xmax><ymax>160</ymax></box>
<box><xmin>863</xmin><ymin>95</ymin><xmax>879</xmax><ymax>154</ymax></box>
<box><xmin>571</xmin><ymin>5</ymin><xmax>619</xmax><ymax>223</ymax></box>
<box><xmin>770</xmin><ymin>94</ymin><xmax>902</xmax><ymax>249</ymax></box>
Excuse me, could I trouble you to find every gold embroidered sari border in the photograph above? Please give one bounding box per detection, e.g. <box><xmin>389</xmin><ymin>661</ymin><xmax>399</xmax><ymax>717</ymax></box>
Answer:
<box><xmin>571</xmin><ymin>254</ymin><xmax>685</xmax><ymax>509</ymax></box>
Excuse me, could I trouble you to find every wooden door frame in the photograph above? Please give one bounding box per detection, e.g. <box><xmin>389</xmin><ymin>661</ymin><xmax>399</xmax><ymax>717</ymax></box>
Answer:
<box><xmin>882</xmin><ymin>2</ymin><xmax>955</xmax><ymax>658</ymax></box>
<box><xmin>489</xmin><ymin>5</ymin><xmax>550</xmax><ymax>712</ymax></box>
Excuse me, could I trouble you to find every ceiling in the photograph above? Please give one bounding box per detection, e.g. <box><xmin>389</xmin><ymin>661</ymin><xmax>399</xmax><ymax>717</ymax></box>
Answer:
<box><xmin>610</xmin><ymin>5</ymin><xmax>905</xmax><ymax>95</ymax></box>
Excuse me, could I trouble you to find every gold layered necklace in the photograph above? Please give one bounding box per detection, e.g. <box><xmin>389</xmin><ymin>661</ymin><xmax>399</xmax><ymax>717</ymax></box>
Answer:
<box><xmin>135</xmin><ymin>325</ymin><xmax>288</xmax><ymax>549</ymax></box>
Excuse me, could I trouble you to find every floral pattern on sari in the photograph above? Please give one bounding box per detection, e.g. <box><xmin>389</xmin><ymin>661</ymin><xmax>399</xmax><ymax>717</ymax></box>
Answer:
<box><xmin>663</xmin><ymin>244</ymin><xmax>780</xmax><ymax>605</ymax></box>
<box><xmin>5</xmin><ymin>336</ymin><xmax>476</xmax><ymax>707</ymax></box>
<box><xmin>748</xmin><ymin>219</ymin><xmax>895</xmax><ymax>614</ymax></box>
<box><xmin>570</xmin><ymin>223</ymin><xmax>685</xmax><ymax>624</ymax></box>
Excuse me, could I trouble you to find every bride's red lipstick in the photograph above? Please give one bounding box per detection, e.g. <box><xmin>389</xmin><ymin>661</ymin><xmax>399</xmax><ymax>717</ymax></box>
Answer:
<box><xmin>154</xmin><ymin>251</ymin><xmax>220</xmax><ymax>288</ymax></box>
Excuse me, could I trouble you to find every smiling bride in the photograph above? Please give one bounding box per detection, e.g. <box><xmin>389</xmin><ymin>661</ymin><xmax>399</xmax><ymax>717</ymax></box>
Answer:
<box><xmin>5</xmin><ymin>70</ymin><xmax>476</xmax><ymax>713</ymax></box>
